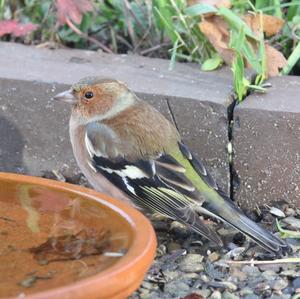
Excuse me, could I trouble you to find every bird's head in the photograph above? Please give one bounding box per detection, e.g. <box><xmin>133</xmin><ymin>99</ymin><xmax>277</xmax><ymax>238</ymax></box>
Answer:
<box><xmin>53</xmin><ymin>77</ymin><xmax>136</xmax><ymax>122</ymax></box>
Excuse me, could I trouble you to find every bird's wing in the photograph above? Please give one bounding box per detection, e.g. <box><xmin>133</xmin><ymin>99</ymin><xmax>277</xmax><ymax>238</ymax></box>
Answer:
<box><xmin>85</xmin><ymin>124</ymin><xmax>222</xmax><ymax>245</ymax></box>
<box><xmin>86</xmin><ymin>124</ymin><xmax>287</xmax><ymax>254</ymax></box>
<box><xmin>173</xmin><ymin>142</ymin><xmax>288</xmax><ymax>255</ymax></box>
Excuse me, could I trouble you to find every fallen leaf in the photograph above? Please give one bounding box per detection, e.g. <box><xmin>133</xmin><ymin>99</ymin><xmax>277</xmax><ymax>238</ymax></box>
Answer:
<box><xmin>199</xmin><ymin>13</ymin><xmax>286</xmax><ymax>78</ymax></box>
<box><xmin>265</xmin><ymin>43</ymin><xmax>287</xmax><ymax>76</ymax></box>
<box><xmin>188</xmin><ymin>0</ymin><xmax>231</xmax><ymax>9</ymax></box>
<box><xmin>56</xmin><ymin>0</ymin><xmax>93</xmax><ymax>25</ymax></box>
<box><xmin>199</xmin><ymin>16</ymin><xmax>234</xmax><ymax>64</ymax></box>
<box><xmin>0</xmin><ymin>20</ymin><xmax>38</xmax><ymax>37</ymax></box>
<box><xmin>243</xmin><ymin>14</ymin><xmax>284</xmax><ymax>37</ymax></box>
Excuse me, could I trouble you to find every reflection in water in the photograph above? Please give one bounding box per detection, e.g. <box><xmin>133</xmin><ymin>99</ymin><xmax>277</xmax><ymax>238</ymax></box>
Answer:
<box><xmin>0</xmin><ymin>181</ymin><xmax>131</xmax><ymax>297</ymax></box>
<box><xmin>30</xmin><ymin>228</ymin><xmax>111</xmax><ymax>263</ymax></box>
<box><xmin>19</xmin><ymin>185</ymin><xmax>40</xmax><ymax>233</ymax></box>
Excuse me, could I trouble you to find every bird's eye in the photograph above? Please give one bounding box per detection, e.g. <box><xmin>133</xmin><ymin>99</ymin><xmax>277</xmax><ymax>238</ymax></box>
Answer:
<box><xmin>84</xmin><ymin>91</ymin><xmax>94</xmax><ymax>99</ymax></box>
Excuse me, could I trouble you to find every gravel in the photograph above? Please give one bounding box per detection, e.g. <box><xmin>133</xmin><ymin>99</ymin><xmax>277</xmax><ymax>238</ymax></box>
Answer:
<box><xmin>130</xmin><ymin>204</ymin><xmax>300</xmax><ymax>299</ymax></box>
<box><xmin>43</xmin><ymin>169</ymin><xmax>300</xmax><ymax>299</ymax></box>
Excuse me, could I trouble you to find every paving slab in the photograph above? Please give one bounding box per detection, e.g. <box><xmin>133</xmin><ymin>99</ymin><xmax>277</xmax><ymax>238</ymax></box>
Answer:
<box><xmin>0</xmin><ymin>42</ymin><xmax>233</xmax><ymax>195</ymax></box>
<box><xmin>233</xmin><ymin>76</ymin><xmax>300</xmax><ymax>209</ymax></box>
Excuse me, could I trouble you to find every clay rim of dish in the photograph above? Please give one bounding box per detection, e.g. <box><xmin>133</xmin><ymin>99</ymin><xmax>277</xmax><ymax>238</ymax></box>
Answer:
<box><xmin>0</xmin><ymin>172</ymin><xmax>157</xmax><ymax>299</ymax></box>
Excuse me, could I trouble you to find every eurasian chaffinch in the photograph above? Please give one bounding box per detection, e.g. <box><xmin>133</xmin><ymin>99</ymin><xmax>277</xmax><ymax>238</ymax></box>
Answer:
<box><xmin>54</xmin><ymin>77</ymin><xmax>287</xmax><ymax>254</ymax></box>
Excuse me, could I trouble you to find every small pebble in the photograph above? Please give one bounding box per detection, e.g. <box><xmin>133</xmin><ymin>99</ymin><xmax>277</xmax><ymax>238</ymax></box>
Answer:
<box><xmin>222</xmin><ymin>291</ymin><xmax>240</xmax><ymax>299</ymax></box>
<box><xmin>283</xmin><ymin>217</ymin><xmax>300</xmax><ymax>229</ymax></box>
<box><xmin>200</xmin><ymin>274</ymin><xmax>209</xmax><ymax>283</ymax></box>
<box><xmin>281</xmin><ymin>270</ymin><xmax>299</xmax><ymax>278</ymax></box>
<box><xmin>270</xmin><ymin>207</ymin><xmax>286</xmax><ymax>218</ymax></box>
<box><xmin>163</xmin><ymin>270</ymin><xmax>180</xmax><ymax>281</ymax></box>
<box><xmin>210</xmin><ymin>290</ymin><xmax>222</xmax><ymax>299</ymax></box>
<box><xmin>139</xmin><ymin>289</ymin><xmax>150</xmax><ymax>297</ymax></box>
<box><xmin>243</xmin><ymin>295</ymin><xmax>260</xmax><ymax>299</ymax></box>
<box><xmin>208</xmin><ymin>252</ymin><xmax>220</xmax><ymax>262</ymax></box>
<box><xmin>208</xmin><ymin>281</ymin><xmax>237</xmax><ymax>291</ymax></box>
<box><xmin>225</xmin><ymin>247</ymin><xmax>245</xmax><ymax>259</ymax></box>
<box><xmin>268</xmin><ymin>295</ymin><xmax>291</xmax><ymax>299</ymax></box>
<box><xmin>170</xmin><ymin>221</ymin><xmax>190</xmax><ymax>238</ymax></box>
<box><xmin>182</xmin><ymin>272</ymin><xmax>200</xmax><ymax>280</ymax></box>
<box><xmin>282</xmin><ymin>286</ymin><xmax>295</xmax><ymax>294</ymax></box>
<box><xmin>164</xmin><ymin>281</ymin><xmax>189</xmax><ymax>297</ymax></box>
<box><xmin>141</xmin><ymin>281</ymin><xmax>154</xmax><ymax>290</ymax></box>
<box><xmin>167</xmin><ymin>241</ymin><xmax>182</xmax><ymax>252</ymax></box>
<box><xmin>285</xmin><ymin>208</ymin><xmax>295</xmax><ymax>217</ymax></box>
<box><xmin>242</xmin><ymin>265</ymin><xmax>261</xmax><ymax>277</ymax></box>
<box><xmin>259</xmin><ymin>264</ymin><xmax>281</xmax><ymax>272</ymax></box>
<box><xmin>156</xmin><ymin>244</ymin><xmax>167</xmax><ymax>256</ymax></box>
<box><xmin>217</xmin><ymin>227</ymin><xmax>236</xmax><ymax>236</ymax></box>
<box><xmin>293</xmin><ymin>277</ymin><xmax>300</xmax><ymax>289</ymax></box>
<box><xmin>193</xmin><ymin>288</ymin><xmax>211</xmax><ymax>298</ymax></box>
<box><xmin>255</xmin><ymin>282</ymin><xmax>270</xmax><ymax>292</ymax></box>
<box><xmin>271</xmin><ymin>278</ymin><xmax>288</xmax><ymax>291</ymax></box>
<box><xmin>143</xmin><ymin>291</ymin><xmax>160</xmax><ymax>299</ymax></box>
<box><xmin>230</xmin><ymin>268</ymin><xmax>247</xmax><ymax>281</ymax></box>
<box><xmin>262</xmin><ymin>270</ymin><xmax>277</xmax><ymax>281</ymax></box>
<box><xmin>179</xmin><ymin>254</ymin><xmax>204</xmax><ymax>273</ymax></box>
<box><xmin>240</xmin><ymin>287</ymin><xmax>255</xmax><ymax>296</ymax></box>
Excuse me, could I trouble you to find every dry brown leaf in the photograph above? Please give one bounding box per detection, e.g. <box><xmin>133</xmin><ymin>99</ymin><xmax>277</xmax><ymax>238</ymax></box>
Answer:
<box><xmin>265</xmin><ymin>43</ymin><xmax>287</xmax><ymax>77</ymax></box>
<box><xmin>0</xmin><ymin>20</ymin><xmax>38</xmax><ymax>37</ymax></box>
<box><xmin>199</xmin><ymin>12</ymin><xmax>286</xmax><ymax>78</ymax></box>
<box><xmin>56</xmin><ymin>0</ymin><xmax>93</xmax><ymax>25</ymax></box>
<box><xmin>243</xmin><ymin>14</ymin><xmax>284</xmax><ymax>37</ymax></box>
<box><xmin>188</xmin><ymin>0</ymin><xmax>231</xmax><ymax>9</ymax></box>
<box><xmin>199</xmin><ymin>16</ymin><xmax>234</xmax><ymax>64</ymax></box>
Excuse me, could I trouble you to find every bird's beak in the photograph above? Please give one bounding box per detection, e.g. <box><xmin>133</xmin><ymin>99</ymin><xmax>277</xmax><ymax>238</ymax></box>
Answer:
<box><xmin>52</xmin><ymin>89</ymin><xmax>77</xmax><ymax>104</ymax></box>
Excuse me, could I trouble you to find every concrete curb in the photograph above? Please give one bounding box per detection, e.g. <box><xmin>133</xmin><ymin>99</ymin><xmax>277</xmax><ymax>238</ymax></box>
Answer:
<box><xmin>233</xmin><ymin>76</ymin><xmax>300</xmax><ymax>209</ymax></box>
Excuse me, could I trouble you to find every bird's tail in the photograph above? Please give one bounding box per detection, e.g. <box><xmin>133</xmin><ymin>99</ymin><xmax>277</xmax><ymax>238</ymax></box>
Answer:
<box><xmin>201</xmin><ymin>193</ymin><xmax>289</xmax><ymax>255</ymax></box>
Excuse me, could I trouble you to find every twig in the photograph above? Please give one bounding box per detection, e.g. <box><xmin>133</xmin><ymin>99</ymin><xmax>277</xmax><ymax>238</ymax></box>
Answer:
<box><xmin>122</xmin><ymin>0</ymin><xmax>137</xmax><ymax>48</ymax></box>
<box><xmin>133</xmin><ymin>27</ymin><xmax>152</xmax><ymax>52</ymax></box>
<box><xmin>116</xmin><ymin>34</ymin><xmax>133</xmax><ymax>50</ymax></box>
<box><xmin>124</xmin><ymin>0</ymin><xmax>146</xmax><ymax>31</ymax></box>
<box><xmin>65</xmin><ymin>18</ymin><xmax>113</xmax><ymax>54</ymax></box>
<box><xmin>224</xmin><ymin>257</ymin><xmax>300</xmax><ymax>265</ymax></box>
<box><xmin>140</xmin><ymin>42</ymin><xmax>171</xmax><ymax>55</ymax></box>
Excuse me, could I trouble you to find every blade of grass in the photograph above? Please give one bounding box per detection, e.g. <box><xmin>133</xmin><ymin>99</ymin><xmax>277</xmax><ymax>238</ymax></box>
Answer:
<box><xmin>153</xmin><ymin>6</ymin><xmax>182</xmax><ymax>44</ymax></box>
<box><xmin>232</xmin><ymin>52</ymin><xmax>248</xmax><ymax>102</ymax></box>
<box><xmin>255</xmin><ymin>0</ymin><xmax>271</xmax><ymax>10</ymax></box>
<box><xmin>0</xmin><ymin>0</ymin><xmax>5</xmax><ymax>18</ymax></box>
<box><xmin>218</xmin><ymin>7</ymin><xmax>258</xmax><ymax>40</ymax></box>
<box><xmin>260</xmin><ymin>1</ymin><xmax>300</xmax><ymax>13</ymax></box>
<box><xmin>273</xmin><ymin>0</ymin><xmax>283</xmax><ymax>19</ymax></box>
<box><xmin>201</xmin><ymin>54</ymin><xmax>223</xmax><ymax>71</ymax></box>
<box><xmin>287</xmin><ymin>0</ymin><xmax>300</xmax><ymax>20</ymax></box>
<box><xmin>169</xmin><ymin>38</ymin><xmax>179</xmax><ymax>70</ymax></box>
<box><xmin>282</xmin><ymin>41</ymin><xmax>300</xmax><ymax>75</ymax></box>
<box><xmin>255</xmin><ymin>12</ymin><xmax>266</xmax><ymax>85</ymax></box>
<box><xmin>276</xmin><ymin>218</ymin><xmax>300</xmax><ymax>238</ymax></box>
<box><xmin>185</xmin><ymin>3</ymin><xmax>217</xmax><ymax>16</ymax></box>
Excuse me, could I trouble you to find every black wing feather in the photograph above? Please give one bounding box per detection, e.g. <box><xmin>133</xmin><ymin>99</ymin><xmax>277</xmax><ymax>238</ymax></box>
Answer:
<box><xmin>91</xmin><ymin>154</ymin><xmax>222</xmax><ymax>245</ymax></box>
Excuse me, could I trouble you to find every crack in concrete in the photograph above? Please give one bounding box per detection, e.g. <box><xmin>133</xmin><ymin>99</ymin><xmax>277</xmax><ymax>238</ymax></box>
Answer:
<box><xmin>227</xmin><ymin>100</ymin><xmax>236</xmax><ymax>200</ymax></box>
<box><xmin>166</xmin><ymin>98</ymin><xmax>180</xmax><ymax>133</ymax></box>
<box><xmin>227</xmin><ymin>98</ymin><xmax>242</xmax><ymax>201</ymax></box>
